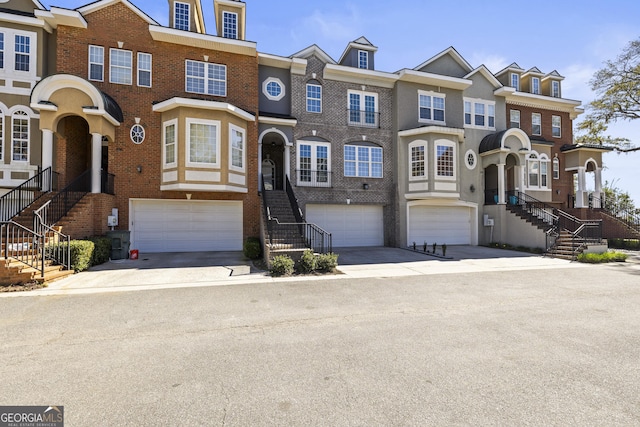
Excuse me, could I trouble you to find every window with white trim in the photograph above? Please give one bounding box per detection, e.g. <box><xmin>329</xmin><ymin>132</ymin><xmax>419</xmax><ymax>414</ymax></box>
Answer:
<box><xmin>137</xmin><ymin>52</ymin><xmax>152</xmax><ymax>87</ymax></box>
<box><xmin>511</xmin><ymin>73</ymin><xmax>520</xmax><ymax>91</ymax></box>
<box><xmin>187</xmin><ymin>118</ymin><xmax>220</xmax><ymax>167</ymax></box>
<box><xmin>419</xmin><ymin>91</ymin><xmax>445</xmax><ymax>124</ymax></box>
<box><xmin>14</xmin><ymin>34</ymin><xmax>30</xmax><ymax>72</ymax></box>
<box><xmin>532</xmin><ymin>113</ymin><xmax>541</xmax><ymax>136</ymax></box>
<box><xmin>409</xmin><ymin>141</ymin><xmax>426</xmax><ymax>180</ymax></box>
<box><xmin>465</xmin><ymin>149</ymin><xmax>477</xmax><ymax>170</ymax></box>
<box><xmin>553</xmin><ymin>157</ymin><xmax>560</xmax><ymax>180</ymax></box>
<box><xmin>174</xmin><ymin>2</ymin><xmax>190</xmax><ymax>31</ymax></box>
<box><xmin>464</xmin><ymin>98</ymin><xmax>495</xmax><ymax>130</ymax></box>
<box><xmin>344</xmin><ymin>145</ymin><xmax>382</xmax><ymax>178</ymax></box>
<box><xmin>229</xmin><ymin>124</ymin><xmax>245</xmax><ymax>172</ymax></box>
<box><xmin>88</xmin><ymin>45</ymin><xmax>104</xmax><ymax>81</ymax></box>
<box><xmin>348</xmin><ymin>90</ymin><xmax>378</xmax><ymax>127</ymax></box>
<box><xmin>109</xmin><ymin>48</ymin><xmax>132</xmax><ymax>85</ymax></box>
<box><xmin>262</xmin><ymin>77</ymin><xmax>285</xmax><ymax>101</ymax></box>
<box><xmin>297</xmin><ymin>140</ymin><xmax>330</xmax><ymax>187</ymax></box>
<box><xmin>223</xmin><ymin>11</ymin><xmax>238</xmax><ymax>39</ymax></box>
<box><xmin>11</xmin><ymin>110</ymin><xmax>29</xmax><ymax>162</ymax></box>
<box><xmin>526</xmin><ymin>152</ymin><xmax>550</xmax><ymax>189</ymax></box>
<box><xmin>531</xmin><ymin>77</ymin><xmax>540</xmax><ymax>95</ymax></box>
<box><xmin>552</xmin><ymin>80</ymin><xmax>560</xmax><ymax>98</ymax></box>
<box><xmin>306</xmin><ymin>83</ymin><xmax>322</xmax><ymax>113</ymax></box>
<box><xmin>185</xmin><ymin>60</ymin><xmax>226</xmax><ymax>96</ymax></box>
<box><xmin>163</xmin><ymin>119</ymin><xmax>177</xmax><ymax>167</ymax></box>
<box><xmin>552</xmin><ymin>115</ymin><xmax>561</xmax><ymax>138</ymax></box>
<box><xmin>358</xmin><ymin>50</ymin><xmax>368</xmax><ymax>69</ymax></box>
<box><xmin>510</xmin><ymin>109</ymin><xmax>520</xmax><ymax>128</ymax></box>
<box><xmin>130</xmin><ymin>124</ymin><xmax>145</xmax><ymax>144</ymax></box>
<box><xmin>435</xmin><ymin>141</ymin><xmax>455</xmax><ymax>179</ymax></box>
<box><xmin>0</xmin><ymin>33</ymin><xmax>4</xmax><ymax>69</ymax></box>
<box><xmin>0</xmin><ymin>29</ymin><xmax>36</xmax><ymax>76</ymax></box>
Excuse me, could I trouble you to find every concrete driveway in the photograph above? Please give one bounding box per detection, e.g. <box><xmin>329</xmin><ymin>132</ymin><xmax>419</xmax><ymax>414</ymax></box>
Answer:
<box><xmin>10</xmin><ymin>245</ymin><xmax>592</xmax><ymax>297</ymax></box>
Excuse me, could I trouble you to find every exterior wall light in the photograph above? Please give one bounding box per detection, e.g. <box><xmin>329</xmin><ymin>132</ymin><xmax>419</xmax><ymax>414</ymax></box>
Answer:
<box><xmin>363</xmin><ymin>183</ymin><xmax>369</xmax><ymax>190</ymax></box>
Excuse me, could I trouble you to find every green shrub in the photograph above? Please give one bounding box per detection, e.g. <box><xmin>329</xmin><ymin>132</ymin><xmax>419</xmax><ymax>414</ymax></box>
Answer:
<box><xmin>316</xmin><ymin>252</ymin><xmax>339</xmax><ymax>273</ymax></box>
<box><xmin>608</xmin><ymin>239</ymin><xmax>640</xmax><ymax>250</ymax></box>
<box><xmin>243</xmin><ymin>237</ymin><xmax>262</xmax><ymax>260</ymax></box>
<box><xmin>68</xmin><ymin>240</ymin><xmax>95</xmax><ymax>272</ymax></box>
<box><xmin>270</xmin><ymin>255</ymin><xmax>295</xmax><ymax>276</ymax></box>
<box><xmin>577</xmin><ymin>251</ymin><xmax>628</xmax><ymax>264</ymax></box>
<box><xmin>89</xmin><ymin>236</ymin><xmax>112</xmax><ymax>266</ymax></box>
<box><xmin>298</xmin><ymin>249</ymin><xmax>317</xmax><ymax>273</ymax></box>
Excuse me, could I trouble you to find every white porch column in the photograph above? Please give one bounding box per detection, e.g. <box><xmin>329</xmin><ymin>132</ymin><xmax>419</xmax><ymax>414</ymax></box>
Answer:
<box><xmin>41</xmin><ymin>129</ymin><xmax>54</xmax><ymax>171</ymax></box>
<box><xmin>91</xmin><ymin>133</ymin><xmax>102</xmax><ymax>194</ymax></box>
<box><xmin>594</xmin><ymin>167</ymin><xmax>603</xmax><ymax>208</ymax></box>
<box><xmin>497</xmin><ymin>163</ymin><xmax>506</xmax><ymax>204</ymax></box>
<box><xmin>258</xmin><ymin>142</ymin><xmax>263</xmax><ymax>190</ymax></box>
<box><xmin>284</xmin><ymin>145</ymin><xmax>291</xmax><ymax>184</ymax></box>
<box><xmin>41</xmin><ymin>129</ymin><xmax>54</xmax><ymax>191</ymax></box>
<box><xmin>575</xmin><ymin>167</ymin><xmax>586</xmax><ymax>208</ymax></box>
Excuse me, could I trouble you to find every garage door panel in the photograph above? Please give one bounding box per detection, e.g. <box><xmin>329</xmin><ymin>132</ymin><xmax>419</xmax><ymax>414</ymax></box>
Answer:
<box><xmin>306</xmin><ymin>204</ymin><xmax>384</xmax><ymax>247</ymax></box>
<box><xmin>132</xmin><ymin>200</ymin><xmax>243</xmax><ymax>252</ymax></box>
<box><xmin>408</xmin><ymin>206</ymin><xmax>472</xmax><ymax>245</ymax></box>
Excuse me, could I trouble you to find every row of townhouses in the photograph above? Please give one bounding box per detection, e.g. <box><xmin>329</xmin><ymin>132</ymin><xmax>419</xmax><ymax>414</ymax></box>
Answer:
<box><xmin>1</xmin><ymin>0</ymin><xmax>622</xmax><ymax>266</ymax></box>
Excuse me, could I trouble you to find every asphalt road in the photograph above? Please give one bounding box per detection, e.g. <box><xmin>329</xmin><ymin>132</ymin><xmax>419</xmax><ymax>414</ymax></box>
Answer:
<box><xmin>1</xmin><ymin>262</ymin><xmax>639</xmax><ymax>426</ymax></box>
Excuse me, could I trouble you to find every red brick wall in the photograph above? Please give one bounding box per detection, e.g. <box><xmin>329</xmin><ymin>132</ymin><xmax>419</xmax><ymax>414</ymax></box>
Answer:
<box><xmin>58</xmin><ymin>194</ymin><xmax>116</xmax><ymax>239</ymax></box>
<box><xmin>55</xmin><ymin>2</ymin><xmax>260</xmax><ymax>240</ymax></box>
<box><xmin>507</xmin><ymin>104</ymin><xmax>575</xmax><ymax>206</ymax></box>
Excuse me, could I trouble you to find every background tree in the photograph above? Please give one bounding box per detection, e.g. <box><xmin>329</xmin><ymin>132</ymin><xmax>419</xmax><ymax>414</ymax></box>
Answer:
<box><xmin>602</xmin><ymin>180</ymin><xmax>638</xmax><ymax>216</ymax></box>
<box><xmin>576</xmin><ymin>38</ymin><xmax>640</xmax><ymax>150</ymax></box>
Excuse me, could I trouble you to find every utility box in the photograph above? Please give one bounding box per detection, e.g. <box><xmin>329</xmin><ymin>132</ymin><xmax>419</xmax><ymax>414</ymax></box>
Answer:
<box><xmin>107</xmin><ymin>230</ymin><xmax>131</xmax><ymax>260</ymax></box>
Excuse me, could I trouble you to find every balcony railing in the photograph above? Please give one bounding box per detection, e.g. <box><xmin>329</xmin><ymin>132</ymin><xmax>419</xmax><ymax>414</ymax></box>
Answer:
<box><xmin>296</xmin><ymin>169</ymin><xmax>332</xmax><ymax>188</ymax></box>
<box><xmin>347</xmin><ymin>109</ymin><xmax>380</xmax><ymax>128</ymax></box>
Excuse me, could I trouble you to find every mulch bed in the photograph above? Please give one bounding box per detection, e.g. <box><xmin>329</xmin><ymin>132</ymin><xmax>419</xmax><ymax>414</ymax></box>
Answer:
<box><xmin>0</xmin><ymin>282</ymin><xmax>46</xmax><ymax>292</ymax></box>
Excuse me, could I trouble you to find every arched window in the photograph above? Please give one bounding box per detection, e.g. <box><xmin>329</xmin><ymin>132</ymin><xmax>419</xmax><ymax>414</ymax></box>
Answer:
<box><xmin>527</xmin><ymin>152</ymin><xmax>550</xmax><ymax>189</ymax></box>
<box><xmin>11</xmin><ymin>110</ymin><xmax>29</xmax><ymax>162</ymax></box>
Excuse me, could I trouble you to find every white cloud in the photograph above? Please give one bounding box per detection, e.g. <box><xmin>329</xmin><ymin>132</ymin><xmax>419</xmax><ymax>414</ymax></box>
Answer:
<box><xmin>561</xmin><ymin>63</ymin><xmax>598</xmax><ymax>103</ymax></box>
<box><xmin>297</xmin><ymin>4</ymin><xmax>362</xmax><ymax>43</ymax></box>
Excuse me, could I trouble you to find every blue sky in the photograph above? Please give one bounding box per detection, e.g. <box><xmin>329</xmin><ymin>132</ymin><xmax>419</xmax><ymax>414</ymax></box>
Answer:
<box><xmin>45</xmin><ymin>0</ymin><xmax>640</xmax><ymax>202</ymax></box>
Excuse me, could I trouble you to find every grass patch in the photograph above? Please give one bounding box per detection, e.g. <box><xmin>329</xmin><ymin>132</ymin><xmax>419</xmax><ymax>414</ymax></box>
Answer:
<box><xmin>577</xmin><ymin>251</ymin><xmax>628</xmax><ymax>263</ymax></box>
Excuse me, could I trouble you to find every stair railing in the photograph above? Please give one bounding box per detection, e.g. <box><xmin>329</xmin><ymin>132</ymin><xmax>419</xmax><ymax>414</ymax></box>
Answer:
<box><xmin>591</xmin><ymin>194</ymin><xmax>640</xmax><ymax>235</ymax></box>
<box><xmin>1</xmin><ymin>221</ymin><xmax>45</xmax><ymax>278</ymax></box>
<box><xmin>285</xmin><ymin>175</ymin><xmax>304</xmax><ymax>223</ymax></box>
<box><xmin>37</xmin><ymin>170</ymin><xmax>92</xmax><ymax>228</ymax></box>
<box><xmin>0</xmin><ymin>167</ymin><xmax>57</xmax><ymax>221</ymax></box>
<box><xmin>33</xmin><ymin>203</ymin><xmax>71</xmax><ymax>272</ymax></box>
<box><xmin>506</xmin><ymin>190</ymin><xmax>558</xmax><ymax>227</ymax></box>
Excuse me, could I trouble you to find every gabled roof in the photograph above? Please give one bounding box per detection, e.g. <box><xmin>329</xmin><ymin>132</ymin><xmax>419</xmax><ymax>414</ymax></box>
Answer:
<box><xmin>522</xmin><ymin>66</ymin><xmax>545</xmax><ymax>78</ymax></box>
<box><xmin>414</xmin><ymin>46</ymin><xmax>473</xmax><ymax>74</ymax></box>
<box><xmin>78</xmin><ymin>0</ymin><xmax>159</xmax><ymax>26</ymax></box>
<box><xmin>291</xmin><ymin>44</ymin><xmax>336</xmax><ymax>65</ymax></box>
<box><xmin>338</xmin><ymin>36</ymin><xmax>378</xmax><ymax>65</ymax></box>
<box><xmin>464</xmin><ymin>65</ymin><xmax>502</xmax><ymax>89</ymax></box>
<box><xmin>543</xmin><ymin>70</ymin><xmax>565</xmax><ymax>81</ymax></box>
<box><xmin>495</xmin><ymin>62</ymin><xmax>524</xmax><ymax>76</ymax></box>
<box><xmin>32</xmin><ymin>0</ymin><xmax>46</xmax><ymax>9</ymax></box>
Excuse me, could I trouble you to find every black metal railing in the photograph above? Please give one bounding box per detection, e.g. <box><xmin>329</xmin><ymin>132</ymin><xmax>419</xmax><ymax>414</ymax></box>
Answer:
<box><xmin>261</xmin><ymin>174</ymin><xmax>332</xmax><ymax>254</ymax></box>
<box><xmin>506</xmin><ymin>190</ymin><xmax>558</xmax><ymax>227</ymax></box>
<box><xmin>296</xmin><ymin>170</ymin><xmax>332</xmax><ymax>188</ymax></box>
<box><xmin>0</xmin><ymin>167</ymin><xmax>57</xmax><ymax>221</ymax></box>
<box><xmin>102</xmin><ymin>171</ymin><xmax>115</xmax><ymax>195</ymax></box>
<box><xmin>37</xmin><ymin>170</ymin><xmax>91</xmax><ymax>229</ymax></box>
<box><xmin>485</xmin><ymin>189</ymin><xmax>499</xmax><ymax>205</ymax></box>
<box><xmin>347</xmin><ymin>109</ymin><xmax>380</xmax><ymax>128</ymax></box>
<box><xmin>285</xmin><ymin>175</ymin><xmax>304</xmax><ymax>224</ymax></box>
<box><xmin>34</xmin><ymin>206</ymin><xmax>70</xmax><ymax>272</ymax></box>
<box><xmin>1</xmin><ymin>221</ymin><xmax>44</xmax><ymax>277</ymax></box>
<box><xmin>591</xmin><ymin>194</ymin><xmax>640</xmax><ymax>234</ymax></box>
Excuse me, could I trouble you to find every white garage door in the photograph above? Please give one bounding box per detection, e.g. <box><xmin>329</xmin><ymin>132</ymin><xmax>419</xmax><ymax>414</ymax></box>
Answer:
<box><xmin>306</xmin><ymin>204</ymin><xmax>384</xmax><ymax>247</ymax></box>
<box><xmin>408</xmin><ymin>205</ymin><xmax>472</xmax><ymax>245</ymax></box>
<box><xmin>131</xmin><ymin>199</ymin><xmax>243</xmax><ymax>252</ymax></box>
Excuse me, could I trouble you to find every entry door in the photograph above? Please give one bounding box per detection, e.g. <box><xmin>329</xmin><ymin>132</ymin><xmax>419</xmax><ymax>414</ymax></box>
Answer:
<box><xmin>262</xmin><ymin>159</ymin><xmax>275</xmax><ymax>190</ymax></box>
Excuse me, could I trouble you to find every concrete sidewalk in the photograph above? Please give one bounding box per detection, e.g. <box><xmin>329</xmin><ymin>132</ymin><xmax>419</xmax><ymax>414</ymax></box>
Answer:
<box><xmin>0</xmin><ymin>245</ymin><xmax>598</xmax><ymax>297</ymax></box>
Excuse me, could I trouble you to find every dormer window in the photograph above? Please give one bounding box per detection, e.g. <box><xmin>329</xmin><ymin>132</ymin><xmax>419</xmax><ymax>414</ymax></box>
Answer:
<box><xmin>510</xmin><ymin>73</ymin><xmax>520</xmax><ymax>91</ymax></box>
<box><xmin>174</xmin><ymin>2</ymin><xmax>190</xmax><ymax>31</ymax></box>
<box><xmin>531</xmin><ymin>77</ymin><xmax>540</xmax><ymax>95</ymax></box>
<box><xmin>223</xmin><ymin>11</ymin><xmax>238</xmax><ymax>39</ymax></box>
<box><xmin>358</xmin><ymin>50</ymin><xmax>368</xmax><ymax>69</ymax></box>
<box><xmin>552</xmin><ymin>80</ymin><xmax>560</xmax><ymax>98</ymax></box>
